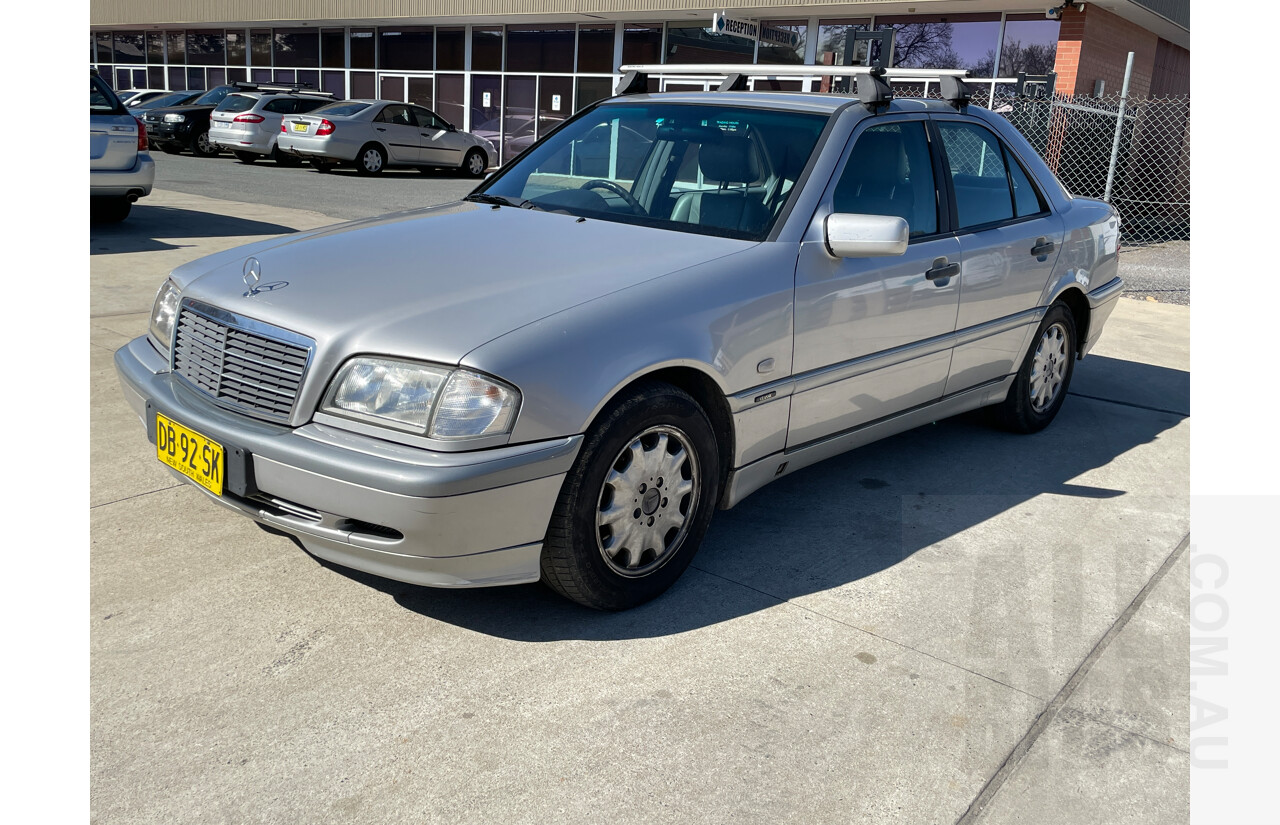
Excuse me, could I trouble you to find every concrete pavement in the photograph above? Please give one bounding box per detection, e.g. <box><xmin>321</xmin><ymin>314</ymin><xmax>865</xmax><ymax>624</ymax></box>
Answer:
<box><xmin>90</xmin><ymin>189</ymin><xmax>1190</xmax><ymax>824</ymax></box>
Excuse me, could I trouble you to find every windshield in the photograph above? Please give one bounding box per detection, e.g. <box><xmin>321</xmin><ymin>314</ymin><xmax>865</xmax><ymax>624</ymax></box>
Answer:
<box><xmin>476</xmin><ymin>102</ymin><xmax>829</xmax><ymax>241</ymax></box>
<box><xmin>194</xmin><ymin>86</ymin><xmax>234</xmax><ymax>106</ymax></box>
<box><xmin>136</xmin><ymin>91</ymin><xmax>200</xmax><ymax>109</ymax></box>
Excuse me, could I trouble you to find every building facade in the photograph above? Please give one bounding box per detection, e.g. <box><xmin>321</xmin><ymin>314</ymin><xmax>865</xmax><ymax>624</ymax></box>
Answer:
<box><xmin>90</xmin><ymin>1</ymin><xmax>1189</xmax><ymax>165</ymax></box>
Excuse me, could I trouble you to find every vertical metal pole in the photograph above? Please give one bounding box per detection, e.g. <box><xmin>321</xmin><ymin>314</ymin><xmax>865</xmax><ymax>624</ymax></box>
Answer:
<box><xmin>1104</xmin><ymin>51</ymin><xmax>1134</xmax><ymax>202</ymax></box>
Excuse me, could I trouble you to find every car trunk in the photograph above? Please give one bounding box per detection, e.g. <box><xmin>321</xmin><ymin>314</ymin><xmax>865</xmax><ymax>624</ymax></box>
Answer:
<box><xmin>90</xmin><ymin>114</ymin><xmax>139</xmax><ymax>171</ymax></box>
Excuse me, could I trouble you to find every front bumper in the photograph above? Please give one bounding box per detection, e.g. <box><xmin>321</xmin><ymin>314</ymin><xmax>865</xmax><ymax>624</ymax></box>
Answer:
<box><xmin>145</xmin><ymin>121</ymin><xmax>190</xmax><ymax>146</ymax></box>
<box><xmin>90</xmin><ymin>153</ymin><xmax>155</xmax><ymax>199</ymax></box>
<box><xmin>114</xmin><ymin>336</ymin><xmax>580</xmax><ymax>588</ymax></box>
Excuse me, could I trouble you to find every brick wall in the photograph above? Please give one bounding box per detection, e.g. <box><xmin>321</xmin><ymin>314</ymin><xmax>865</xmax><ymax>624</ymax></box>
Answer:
<box><xmin>1053</xmin><ymin>4</ymin><xmax>1169</xmax><ymax>98</ymax></box>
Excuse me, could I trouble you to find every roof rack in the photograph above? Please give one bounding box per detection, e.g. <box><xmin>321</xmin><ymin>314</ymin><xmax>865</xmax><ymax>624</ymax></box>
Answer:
<box><xmin>614</xmin><ymin>63</ymin><xmax>1012</xmax><ymax>111</ymax></box>
<box><xmin>232</xmin><ymin>80</ymin><xmax>335</xmax><ymax>97</ymax></box>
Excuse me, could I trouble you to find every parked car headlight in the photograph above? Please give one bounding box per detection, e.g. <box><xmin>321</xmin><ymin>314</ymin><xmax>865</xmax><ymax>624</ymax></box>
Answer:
<box><xmin>148</xmin><ymin>280</ymin><xmax>182</xmax><ymax>354</ymax></box>
<box><xmin>163</xmin><ymin>113</ymin><xmax>187</xmax><ymax>123</ymax></box>
<box><xmin>322</xmin><ymin>358</ymin><xmax>519</xmax><ymax>439</ymax></box>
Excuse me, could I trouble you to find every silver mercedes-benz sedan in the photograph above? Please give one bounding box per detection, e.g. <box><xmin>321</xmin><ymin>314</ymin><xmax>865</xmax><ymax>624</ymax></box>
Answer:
<box><xmin>276</xmin><ymin>99</ymin><xmax>495</xmax><ymax>176</ymax></box>
<box><xmin>116</xmin><ymin>79</ymin><xmax>1123</xmax><ymax>610</ymax></box>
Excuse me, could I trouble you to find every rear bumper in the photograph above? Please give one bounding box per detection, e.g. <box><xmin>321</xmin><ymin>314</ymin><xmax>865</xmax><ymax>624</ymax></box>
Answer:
<box><xmin>90</xmin><ymin>153</ymin><xmax>155</xmax><ymax>199</ymax></box>
<box><xmin>1083</xmin><ymin>276</ymin><xmax>1124</xmax><ymax>357</ymax></box>
<box><xmin>277</xmin><ymin>134</ymin><xmax>359</xmax><ymax>162</ymax></box>
<box><xmin>113</xmin><ymin>336</ymin><xmax>580</xmax><ymax>588</ymax></box>
<box><xmin>210</xmin><ymin>124</ymin><xmax>275</xmax><ymax>154</ymax></box>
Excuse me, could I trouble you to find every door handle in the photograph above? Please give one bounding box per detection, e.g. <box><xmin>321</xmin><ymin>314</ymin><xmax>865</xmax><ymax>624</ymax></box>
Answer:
<box><xmin>1031</xmin><ymin>237</ymin><xmax>1055</xmax><ymax>257</ymax></box>
<box><xmin>925</xmin><ymin>258</ymin><xmax>960</xmax><ymax>282</ymax></box>
<box><xmin>375</xmin><ymin>127</ymin><xmax>386</xmax><ymax>132</ymax></box>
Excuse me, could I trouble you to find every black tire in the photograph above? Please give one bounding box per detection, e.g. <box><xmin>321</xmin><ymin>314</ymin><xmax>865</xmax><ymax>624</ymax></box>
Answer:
<box><xmin>233</xmin><ymin>150</ymin><xmax>258</xmax><ymax>164</ymax></box>
<box><xmin>540</xmin><ymin>382</ymin><xmax>721</xmax><ymax>611</ymax></box>
<box><xmin>159</xmin><ymin>143</ymin><xmax>182</xmax><ymax>155</ymax></box>
<box><xmin>90</xmin><ymin>197</ymin><xmax>132</xmax><ymax>224</ymax></box>
<box><xmin>190</xmin><ymin>128</ymin><xmax>218</xmax><ymax>157</ymax></box>
<box><xmin>994</xmin><ymin>302</ymin><xmax>1078</xmax><ymax>433</ymax></box>
<box><xmin>462</xmin><ymin>148</ymin><xmax>487</xmax><ymax>178</ymax></box>
<box><xmin>272</xmin><ymin>146</ymin><xmax>302</xmax><ymax>167</ymax></box>
<box><xmin>356</xmin><ymin>143</ymin><xmax>386</xmax><ymax>175</ymax></box>
<box><xmin>309</xmin><ymin>159</ymin><xmax>333</xmax><ymax>174</ymax></box>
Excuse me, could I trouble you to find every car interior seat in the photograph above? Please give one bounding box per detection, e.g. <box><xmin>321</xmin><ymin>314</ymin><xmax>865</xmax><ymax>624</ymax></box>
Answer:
<box><xmin>670</xmin><ymin>134</ymin><xmax>771</xmax><ymax>235</ymax></box>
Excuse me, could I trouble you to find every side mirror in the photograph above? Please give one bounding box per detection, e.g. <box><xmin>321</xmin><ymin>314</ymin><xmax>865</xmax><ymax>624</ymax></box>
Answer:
<box><xmin>824</xmin><ymin>213</ymin><xmax>909</xmax><ymax>258</ymax></box>
<box><xmin>446</xmin><ymin>122</ymin><xmax>457</xmax><ymax>132</ymax></box>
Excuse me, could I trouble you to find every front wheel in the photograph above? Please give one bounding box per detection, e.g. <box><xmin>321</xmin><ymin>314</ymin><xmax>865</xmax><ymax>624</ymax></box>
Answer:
<box><xmin>994</xmin><ymin>302</ymin><xmax>1078</xmax><ymax>433</ymax></box>
<box><xmin>356</xmin><ymin>144</ymin><xmax>386</xmax><ymax>175</ymax></box>
<box><xmin>462</xmin><ymin>148</ymin><xmax>487</xmax><ymax>178</ymax></box>
<box><xmin>540</xmin><ymin>383</ymin><xmax>720</xmax><ymax>611</ymax></box>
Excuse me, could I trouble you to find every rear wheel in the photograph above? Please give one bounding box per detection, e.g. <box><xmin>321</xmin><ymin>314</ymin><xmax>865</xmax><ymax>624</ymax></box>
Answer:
<box><xmin>994</xmin><ymin>302</ymin><xmax>1078</xmax><ymax>433</ymax></box>
<box><xmin>233</xmin><ymin>150</ymin><xmax>258</xmax><ymax>164</ymax></box>
<box><xmin>462</xmin><ymin>148</ymin><xmax>487</xmax><ymax>178</ymax></box>
<box><xmin>356</xmin><ymin>143</ymin><xmax>386</xmax><ymax>176</ymax></box>
<box><xmin>540</xmin><ymin>382</ymin><xmax>720</xmax><ymax>611</ymax></box>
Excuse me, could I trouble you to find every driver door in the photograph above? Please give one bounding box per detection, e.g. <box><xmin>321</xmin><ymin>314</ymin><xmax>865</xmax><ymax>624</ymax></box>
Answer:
<box><xmin>413</xmin><ymin>106</ymin><xmax>467</xmax><ymax>166</ymax></box>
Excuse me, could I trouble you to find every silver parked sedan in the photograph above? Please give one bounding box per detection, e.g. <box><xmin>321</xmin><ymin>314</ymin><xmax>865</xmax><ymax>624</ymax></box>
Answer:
<box><xmin>116</xmin><ymin>78</ymin><xmax>1123</xmax><ymax>610</ymax></box>
<box><xmin>276</xmin><ymin>99</ymin><xmax>495</xmax><ymax>176</ymax></box>
<box><xmin>209</xmin><ymin>90</ymin><xmax>333</xmax><ymax>164</ymax></box>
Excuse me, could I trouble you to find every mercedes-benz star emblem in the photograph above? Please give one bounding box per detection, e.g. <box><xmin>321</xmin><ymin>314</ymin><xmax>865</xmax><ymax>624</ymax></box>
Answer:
<box><xmin>242</xmin><ymin>258</ymin><xmax>288</xmax><ymax>297</ymax></box>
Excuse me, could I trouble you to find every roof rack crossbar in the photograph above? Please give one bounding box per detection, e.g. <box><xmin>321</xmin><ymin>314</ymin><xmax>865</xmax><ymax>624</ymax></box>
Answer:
<box><xmin>618</xmin><ymin>63</ymin><xmax>974</xmax><ymax>84</ymax></box>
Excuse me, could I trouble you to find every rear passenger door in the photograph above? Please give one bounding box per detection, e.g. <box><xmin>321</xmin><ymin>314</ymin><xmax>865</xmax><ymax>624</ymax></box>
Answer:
<box><xmin>931</xmin><ymin>117</ymin><xmax>1065</xmax><ymax>395</ymax></box>
<box><xmin>788</xmin><ymin>116</ymin><xmax>961</xmax><ymax>448</ymax></box>
<box><xmin>372</xmin><ymin>104</ymin><xmax>423</xmax><ymax>163</ymax></box>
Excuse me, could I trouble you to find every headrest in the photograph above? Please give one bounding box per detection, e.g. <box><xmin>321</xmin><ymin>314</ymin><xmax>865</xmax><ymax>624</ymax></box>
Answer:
<box><xmin>851</xmin><ymin>129</ymin><xmax>908</xmax><ymax>183</ymax></box>
<box><xmin>698</xmin><ymin>134</ymin><xmax>761</xmax><ymax>184</ymax></box>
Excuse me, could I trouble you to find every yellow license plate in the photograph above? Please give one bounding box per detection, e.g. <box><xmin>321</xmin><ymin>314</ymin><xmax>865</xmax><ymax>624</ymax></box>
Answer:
<box><xmin>156</xmin><ymin>413</ymin><xmax>224</xmax><ymax>496</ymax></box>
<box><xmin>292</xmin><ymin>122</ymin><xmax>308</xmax><ymax>132</ymax></box>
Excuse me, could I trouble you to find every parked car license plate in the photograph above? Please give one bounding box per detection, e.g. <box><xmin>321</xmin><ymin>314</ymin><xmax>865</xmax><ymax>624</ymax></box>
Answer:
<box><xmin>155</xmin><ymin>412</ymin><xmax>224</xmax><ymax>496</ymax></box>
<box><xmin>291</xmin><ymin>122</ymin><xmax>308</xmax><ymax>132</ymax></box>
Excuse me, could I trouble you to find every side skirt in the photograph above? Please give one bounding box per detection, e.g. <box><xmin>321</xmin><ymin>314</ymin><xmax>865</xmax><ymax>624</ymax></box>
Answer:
<box><xmin>719</xmin><ymin>375</ymin><xmax>1015</xmax><ymax>509</ymax></box>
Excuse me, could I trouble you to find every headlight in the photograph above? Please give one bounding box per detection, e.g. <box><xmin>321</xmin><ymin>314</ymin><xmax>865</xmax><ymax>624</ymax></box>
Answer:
<box><xmin>322</xmin><ymin>357</ymin><xmax>519</xmax><ymax>440</ymax></box>
<box><xmin>148</xmin><ymin>280</ymin><xmax>182</xmax><ymax>353</ymax></box>
<box><xmin>163</xmin><ymin>113</ymin><xmax>186</xmax><ymax>123</ymax></box>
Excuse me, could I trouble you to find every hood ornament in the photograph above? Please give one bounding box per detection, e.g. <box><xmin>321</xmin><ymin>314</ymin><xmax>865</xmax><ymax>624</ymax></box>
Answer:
<box><xmin>242</xmin><ymin>257</ymin><xmax>288</xmax><ymax>297</ymax></box>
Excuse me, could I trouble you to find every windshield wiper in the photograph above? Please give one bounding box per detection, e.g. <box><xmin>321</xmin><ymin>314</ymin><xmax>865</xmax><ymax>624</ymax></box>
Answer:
<box><xmin>464</xmin><ymin>193</ymin><xmax>543</xmax><ymax>211</ymax></box>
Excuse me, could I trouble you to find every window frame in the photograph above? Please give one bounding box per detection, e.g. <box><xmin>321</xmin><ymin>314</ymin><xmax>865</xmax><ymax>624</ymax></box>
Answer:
<box><xmin>929</xmin><ymin>115</ymin><xmax>1051</xmax><ymax>235</ymax></box>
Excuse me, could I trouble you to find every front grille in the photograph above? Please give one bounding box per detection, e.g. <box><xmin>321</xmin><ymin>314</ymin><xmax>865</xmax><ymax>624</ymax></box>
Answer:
<box><xmin>173</xmin><ymin>303</ymin><xmax>312</xmax><ymax>422</ymax></box>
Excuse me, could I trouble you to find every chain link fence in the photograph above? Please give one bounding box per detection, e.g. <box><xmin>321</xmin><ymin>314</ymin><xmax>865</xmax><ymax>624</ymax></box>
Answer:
<box><xmin>989</xmin><ymin>91</ymin><xmax>1190</xmax><ymax>246</ymax></box>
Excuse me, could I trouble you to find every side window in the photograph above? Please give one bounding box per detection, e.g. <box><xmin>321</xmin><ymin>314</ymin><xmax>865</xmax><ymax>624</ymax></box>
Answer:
<box><xmin>936</xmin><ymin>121</ymin><xmax>1015</xmax><ymax>229</ymax></box>
<box><xmin>833</xmin><ymin>121</ymin><xmax>937</xmax><ymax>237</ymax></box>
<box><xmin>262</xmin><ymin>98</ymin><xmax>292</xmax><ymax>114</ymax></box>
<box><xmin>294</xmin><ymin>98</ymin><xmax>328</xmax><ymax>114</ymax></box>
<box><xmin>1006</xmin><ymin>150</ymin><xmax>1047</xmax><ymax>217</ymax></box>
<box><xmin>412</xmin><ymin>108</ymin><xmax>444</xmax><ymax>130</ymax></box>
<box><xmin>376</xmin><ymin>105</ymin><xmax>412</xmax><ymax>125</ymax></box>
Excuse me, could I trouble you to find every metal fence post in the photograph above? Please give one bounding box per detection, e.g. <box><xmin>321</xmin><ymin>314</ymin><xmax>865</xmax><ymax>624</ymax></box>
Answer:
<box><xmin>1103</xmin><ymin>51</ymin><xmax>1134</xmax><ymax>202</ymax></box>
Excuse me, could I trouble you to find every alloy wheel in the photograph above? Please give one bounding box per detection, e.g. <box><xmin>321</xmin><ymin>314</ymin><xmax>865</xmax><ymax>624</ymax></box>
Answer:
<box><xmin>1029</xmin><ymin>322</ymin><xmax>1069</xmax><ymax>412</ymax></box>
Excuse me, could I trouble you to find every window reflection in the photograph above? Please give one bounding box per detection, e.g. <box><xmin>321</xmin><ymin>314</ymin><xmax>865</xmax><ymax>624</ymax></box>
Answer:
<box><xmin>757</xmin><ymin>20</ymin><xmax>807</xmax><ymax>65</ymax></box>
<box><xmin>665</xmin><ymin>22</ymin><xmax>754</xmax><ymax>64</ymax></box>
<box><xmin>997</xmin><ymin>15</ymin><xmax>1060</xmax><ymax>76</ymax></box>
<box><xmin>877</xmin><ymin>14</ymin><xmax>1002</xmax><ymax>77</ymax></box>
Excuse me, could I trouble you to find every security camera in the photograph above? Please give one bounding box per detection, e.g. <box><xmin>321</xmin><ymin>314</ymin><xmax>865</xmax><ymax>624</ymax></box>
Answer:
<box><xmin>1046</xmin><ymin>6</ymin><xmax>1063</xmax><ymax>19</ymax></box>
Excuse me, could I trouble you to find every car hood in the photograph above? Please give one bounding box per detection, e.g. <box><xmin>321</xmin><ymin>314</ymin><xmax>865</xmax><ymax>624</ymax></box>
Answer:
<box><xmin>174</xmin><ymin>201</ymin><xmax>755</xmax><ymax>367</ymax></box>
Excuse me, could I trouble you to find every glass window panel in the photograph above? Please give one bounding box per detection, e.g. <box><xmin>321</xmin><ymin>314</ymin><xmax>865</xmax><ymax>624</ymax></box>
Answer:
<box><xmin>1007</xmin><ymin>149</ymin><xmax>1046</xmax><ymax>217</ymax></box>
<box><xmin>274</xmin><ymin>29</ymin><xmax>319</xmax><ymax>68</ymax></box>
<box><xmin>538</xmin><ymin>75</ymin><xmax>573</xmax><ymax>138</ymax></box>
<box><xmin>147</xmin><ymin>32</ymin><xmax>165</xmax><ymax>64</ymax></box>
<box><xmin>273</xmin><ymin>69</ymin><xmax>296</xmax><ymax>85</ymax></box>
<box><xmin>114</xmin><ymin>68</ymin><xmax>130</xmax><ymax>90</ymax></box>
<box><xmin>147</xmin><ymin>66</ymin><xmax>165</xmax><ymax>89</ymax></box>
<box><xmin>665</xmin><ymin>23</ymin><xmax>754</xmax><ymax>65</ymax></box>
<box><xmin>208</xmin><ymin>67</ymin><xmax>226</xmax><ymax>87</ymax></box>
<box><xmin>321</xmin><ymin>70</ymin><xmax>345</xmax><ymax>97</ymax></box>
<box><xmin>226</xmin><ymin>67</ymin><xmax>246</xmax><ymax>84</ymax></box>
<box><xmin>380</xmin><ymin>76</ymin><xmax>404</xmax><ymax>101</ymax></box>
<box><xmin>350</xmin><ymin>29</ymin><xmax>375</xmax><ymax>69</ymax></box>
<box><xmin>506</xmin><ymin>25</ymin><xmax>574</xmax><ymax>73</ymax></box>
<box><xmin>437</xmin><ymin>28</ymin><xmax>465</xmax><ymax>70</ymax></box>
<box><xmin>187</xmin><ymin>31</ymin><xmax>225</xmax><ymax>66</ymax></box>
<box><xmin>250</xmin><ymin>30</ymin><xmax>271</xmax><ymax>66</ymax></box>
<box><xmin>251</xmin><ymin>68</ymin><xmax>272</xmax><ymax>84</ymax></box>
<box><xmin>226</xmin><ymin>31</ymin><xmax>247</xmax><ymax>66</ymax></box>
<box><xmin>470</xmin><ymin>74</ymin><xmax>503</xmax><ymax>148</ymax></box>
<box><xmin>95</xmin><ymin>32</ymin><xmax>113</xmax><ymax>63</ymax></box>
<box><xmin>472</xmin><ymin>28</ymin><xmax>503</xmax><ymax>72</ymax></box>
<box><xmin>167</xmin><ymin>67</ymin><xmax>185</xmax><ymax>90</ymax></box>
<box><xmin>816</xmin><ymin>20</ymin><xmax>871</xmax><ymax>68</ymax></box>
<box><xmin>186</xmin><ymin>67</ymin><xmax>205</xmax><ymax>89</ymax></box>
<box><xmin>297</xmin><ymin>69</ymin><xmax>320</xmax><ymax>89</ymax></box>
<box><xmin>502</xmin><ymin>76</ymin><xmax>537</xmax><ymax>163</ymax></box>
<box><xmin>408</xmin><ymin>76</ymin><xmax>433</xmax><ymax>108</ymax></box>
<box><xmin>166</xmin><ymin>31</ymin><xmax>186</xmax><ymax>65</ymax></box>
<box><xmin>577</xmin><ymin>25</ymin><xmax>614</xmax><ymax>73</ymax></box>
<box><xmin>113</xmin><ymin>32</ymin><xmax>144</xmax><ymax>64</ymax></box>
<box><xmin>621</xmin><ymin>24</ymin><xmax>662</xmax><ymax>66</ymax></box>
<box><xmin>937</xmin><ymin>121</ymin><xmax>1014</xmax><ymax>228</ymax></box>
<box><xmin>876</xmin><ymin>14</ymin><xmax>1001</xmax><ymax>77</ymax></box>
<box><xmin>835</xmin><ymin>123</ymin><xmax>937</xmax><ymax>236</ymax></box>
<box><xmin>756</xmin><ymin>20</ymin><xmax>806</xmax><ymax>65</ymax></box>
<box><xmin>575</xmin><ymin>77</ymin><xmax>613</xmax><ymax>111</ymax></box>
<box><xmin>436</xmin><ymin>74</ymin><xmax>465</xmax><ymax>129</ymax></box>
<box><xmin>379</xmin><ymin>27</ymin><xmax>432</xmax><ymax>70</ymax></box>
<box><xmin>351</xmin><ymin>71</ymin><xmax>376</xmax><ymax>99</ymax></box>
<box><xmin>321</xmin><ymin>29</ymin><xmax>345</xmax><ymax>69</ymax></box>
<box><xmin>998</xmin><ymin>16</ymin><xmax>1060</xmax><ymax>77</ymax></box>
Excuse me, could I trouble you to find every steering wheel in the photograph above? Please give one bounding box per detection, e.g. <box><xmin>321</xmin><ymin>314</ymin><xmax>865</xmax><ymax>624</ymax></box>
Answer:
<box><xmin>579</xmin><ymin>179</ymin><xmax>645</xmax><ymax>215</ymax></box>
